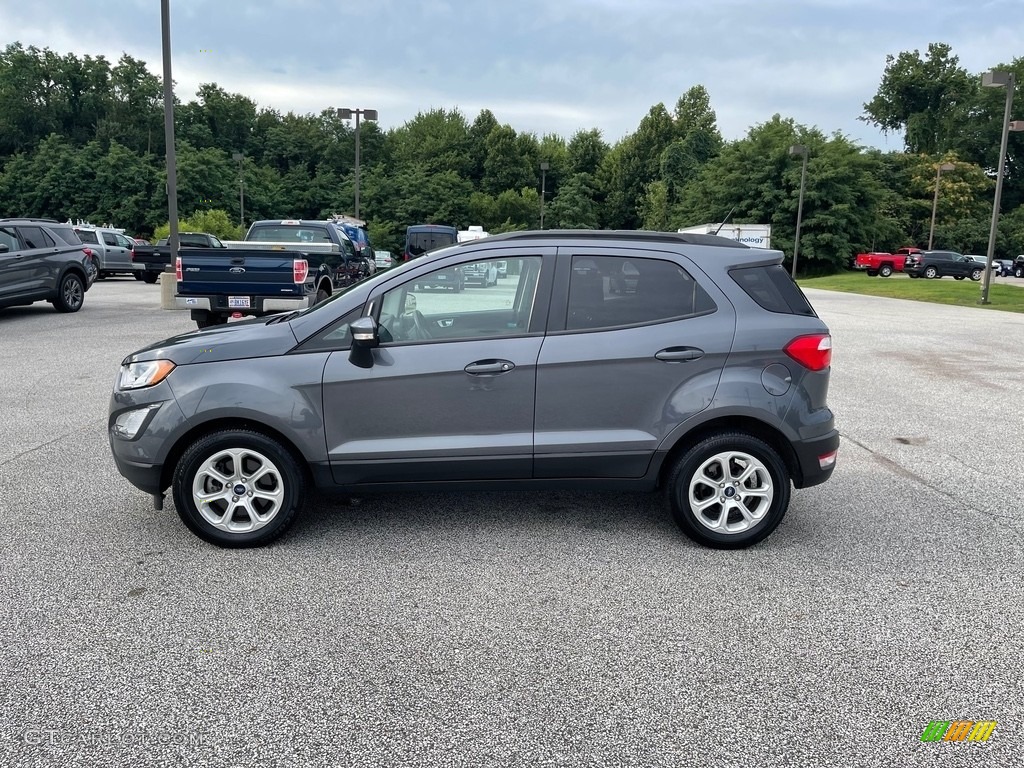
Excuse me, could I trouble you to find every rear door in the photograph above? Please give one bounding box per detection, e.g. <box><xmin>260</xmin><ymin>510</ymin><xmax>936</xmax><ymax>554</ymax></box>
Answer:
<box><xmin>0</xmin><ymin>226</ymin><xmax>33</xmax><ymax>300</ymax></box>
<box><xmin>533</xmin><ymin>247</ymin><xmax>734</xmax><ymax>479</ymax></box>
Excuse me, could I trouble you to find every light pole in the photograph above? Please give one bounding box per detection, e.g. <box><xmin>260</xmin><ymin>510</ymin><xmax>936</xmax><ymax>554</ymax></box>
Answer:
<box><xmin>927</xmin><ymin>162</ymin><xmax>956</xmax><ymax>250</ymax></box>
<box><xmin>232</xmin><ymin>152</ymin><xmax>245</xmax><ymax>231</ymax></box>
<box><xmin>980</xmin><ymin>70</ymin><xmax>1022</xmax><ymax>304</ymax></box>
<box><xmin>160</xmin><ymin>0</ymin><xmax>178</xmax><ymax>258</ymax></box>
<box><xmin>337</xmin><ymin>107</ymin><xmax>378</xmax><ymax>219</ymax></box>
<box><xmin>788</xmin><ymin>144</ymin><xmax>808</xmax><ymax>279</ymax></box>
<box><xmin>539</xmin><ymin>162</ymin><xmax>549</xmax><ymax>229</ymax></box>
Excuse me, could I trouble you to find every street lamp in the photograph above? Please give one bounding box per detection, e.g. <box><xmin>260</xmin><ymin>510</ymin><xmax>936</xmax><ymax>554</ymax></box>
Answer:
<box><xmin>337</xmin><ymin>107</ymin><xmax>378</xmax><ymax>219</ymax></box>
<box><xmin>539</xmin><ymin>162</ymin><xmax>549</xmax><ymax>229</ymax></box>
<box><xmin>788</xmin><ymin>144</ymin><xmax>809</xmax><ymax>279</ymax></box>
<box><xmin>980</xmin><ymin>70</ymin><xmax>1022</xmax><ymax>304</ymax></box>
<box><xmin>160</xmin><ymin>0</ymin><xmax>179</xmax><ymax>257</ymax></box>
<box><xmin>232</xmin><ymin>152</ymin><xmax>245</xmax><ymax>231</ymax></box>
<box><xmin>927</xmin><ymin>162</ymin><xmax>956</xmax><ymax>250</ymax></box>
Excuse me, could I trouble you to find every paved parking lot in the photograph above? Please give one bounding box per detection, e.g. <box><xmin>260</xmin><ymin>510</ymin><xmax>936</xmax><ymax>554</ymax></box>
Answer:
<box><xmin>1</xmin><ymin>279</ymin><xmax>1022</xmax><ymax>767</ymax></box>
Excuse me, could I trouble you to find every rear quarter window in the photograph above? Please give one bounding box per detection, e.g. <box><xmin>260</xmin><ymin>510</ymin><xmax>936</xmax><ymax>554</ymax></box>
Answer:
<box><xmin>729</xmin><ymin>264</ymin><xmax>816</xmax><ymax>316</ymax></box>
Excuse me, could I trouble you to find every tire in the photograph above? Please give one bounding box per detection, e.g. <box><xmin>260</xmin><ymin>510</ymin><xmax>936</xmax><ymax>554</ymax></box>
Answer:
<box><xmin>879</xmin><ymin>264</ymin><xmax>893</xmax><ymax>277</ymax></box>
<box><xmin>133</xmin><ymin>272</ymin><xmax>144</xmax><ymax>281</ymax></box>
<box><xmin>315</xmin><ymin>287</ymin><xmax>330</xmax><ymax>304</ymax></box>
<box><xmin>171</xmin><ymin>429</ymin><xmax>306</xmax><ymax>548</ymax></box>
<box><xmin>142</xmin><ymin>272</ymin><xmax>159</xmax><ymax>284</ymax></box>
<box><xmin>1015</xmin><ymin>267</ymin><xmax>1023</xmax><ymax>278</ymax></box>
<box><xmin>970</xmin><ymin>269</ymin><xmax>982</xmax><ymax>281</ymax></box>
<box><xmin>909</xmin><ymin>274</ymin><xmax>919</xmax><ymax>279</ymax></box>
<box><xmin>53</xmin><ymin>273</ymin><xmax>85</xmax><ymax>313</ymax></box>
<box><xmin>665</xmin><ymin>432</ymin><xmax>791</xmax><ymax>549</ymax></box>
<box><xmin>924</xmin><ymin>266</ymin><xmax>938</xmax><ymax>279</ymax></box>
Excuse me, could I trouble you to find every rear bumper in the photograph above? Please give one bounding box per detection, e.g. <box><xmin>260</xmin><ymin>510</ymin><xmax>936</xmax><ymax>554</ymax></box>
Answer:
<box><xmin>791</xmin><ymin>429</ymin><xmax>840</xmax><ymax>488</ymax></box>
<box><xmin>174</xmin><ymin>294</ymin><xmax>314</xmax><ymax>313</ymax></box>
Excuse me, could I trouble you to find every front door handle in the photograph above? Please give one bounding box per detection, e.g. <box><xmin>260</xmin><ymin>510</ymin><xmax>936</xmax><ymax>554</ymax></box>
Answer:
<box><xmin>465</xmin><ymin>359</ymin><xmax>515</xmax><ymax>375</ymax></box>
<box><xmin>656</xmin><ymin>347</ymin><xmax>704</xmax><ymax>362</ymax></box>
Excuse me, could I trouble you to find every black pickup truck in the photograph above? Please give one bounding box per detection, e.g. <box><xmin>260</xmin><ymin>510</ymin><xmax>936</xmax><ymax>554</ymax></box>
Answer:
<box><xmin>131</xmin><ymin>232</ymin><xmax>226</xmax><ymax>283</ymax></box>
<box><xmin>174</xmin><ymin>220</ymin><xmax>368</xmax><ymax>328</ymax></box>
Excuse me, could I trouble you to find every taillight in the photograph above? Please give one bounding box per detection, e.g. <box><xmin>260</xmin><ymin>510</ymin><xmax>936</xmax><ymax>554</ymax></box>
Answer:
<box><xmin>785</xmin><ymin>333</ymin><xmax>832</xmax><ymax>371</ymax></box>
<box><xmin>175</xmin><ymin>256</ymin><xmax>182</xmax><ymax>281</ymax></box>
<box><xmin>82</xmin><ymin>247</ymin><xmax>93</xmax><ymax>260</ymax></box>
<box><xmin>293</xmin><ymin>258</ymin><xmax>309</xmax><ymax>284</ymax></box>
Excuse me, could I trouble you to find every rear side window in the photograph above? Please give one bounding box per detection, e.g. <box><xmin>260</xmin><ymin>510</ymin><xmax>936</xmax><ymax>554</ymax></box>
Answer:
<box><xmin>49</xmin><ymin>225</ymin><xmax>83</xmax><ymax>245</ymax></box>
<box><xmin>730</xmin><ymin>265</ymin><xmax>816</xmax><ymax>316</ymax></box>
<box><xmin>566</xmin><ymin>255</ymin><xmax>716</xmax><ymax>331</ymax></box>
<box><xmin>19</xmin><ymin>227</ymin><xmax>53</xmax><ymax>249</ymax></box>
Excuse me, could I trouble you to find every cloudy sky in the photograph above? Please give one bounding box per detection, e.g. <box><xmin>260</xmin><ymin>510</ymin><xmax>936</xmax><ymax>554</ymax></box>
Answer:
<box><xmin>1</xmin><ymin>0</ymin><xmax>1021</xmax><ymax>149</ymax></box>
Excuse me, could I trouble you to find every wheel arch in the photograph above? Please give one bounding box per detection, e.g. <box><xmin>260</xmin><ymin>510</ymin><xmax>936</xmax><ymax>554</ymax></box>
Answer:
<box><xmin>655</xmin><ymin>415</ymin><xmax>801</xmax><ymax>490</ymax></box>
<box><xmin>159</xmin><ymin>417</ymin><xmax>313</xmax><ymax>492</ymax></box>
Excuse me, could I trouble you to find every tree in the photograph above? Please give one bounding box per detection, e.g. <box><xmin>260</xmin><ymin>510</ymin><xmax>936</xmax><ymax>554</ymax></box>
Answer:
<box><xmin>153</xmin><ymin>209</ymin><xmax>243</xmax><ymax>241</ymax></box>
<box><xmin>861</xmin><ymin>42</ymin><xmax>975</xmax><ymax>155</ymax></box>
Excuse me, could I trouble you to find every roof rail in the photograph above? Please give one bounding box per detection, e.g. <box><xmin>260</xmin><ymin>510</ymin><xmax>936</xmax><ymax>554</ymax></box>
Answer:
<box><xmin>472</xmin><ymin>229</ymin><xmax>750</xmax><ymax>249</ymax></box>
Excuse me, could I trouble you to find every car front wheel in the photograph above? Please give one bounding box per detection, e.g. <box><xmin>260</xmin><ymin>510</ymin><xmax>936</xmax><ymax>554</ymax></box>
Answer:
<box><xmin>172</xmin><ymin>430</ymin><xmax>306</xmax><ymax>547</ymax></box>
<box><xmin>970</xmin><ymin>269</ymin><xmax>982</xmax><ymax>281</ymax></box>
<box><xmin>665</xmin><ymin>432</ymin><xmax>791</xmax><ymax>549</ymax></box>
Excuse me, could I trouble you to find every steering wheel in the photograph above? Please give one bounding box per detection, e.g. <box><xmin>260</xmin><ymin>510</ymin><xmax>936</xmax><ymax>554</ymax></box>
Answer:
<box><xmin>410</xmin><ymin>310</ymin><xmax>433</xmax><ymax>340</ymax></box>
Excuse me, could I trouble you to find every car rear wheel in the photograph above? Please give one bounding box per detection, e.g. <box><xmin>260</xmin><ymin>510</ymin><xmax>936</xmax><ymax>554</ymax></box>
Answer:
<box><xmin>53</xmin><ymin>273</ymin><xmax>85</xmax><ymax>313</ymax></box>
<box><xmin>879</xmin><ymin>264</ymin><xmax>893</xmax><ymax>277</ymax></box>
<box><xmin>172</xmin><ymin>430</ymin><xmax>306</xmax><ymax>548</ymax></box>
<box><xmin>142</xmin><ymin>272</ymin><xmax>159</xmax><ymax>284</ymax></box>
<box><xmin>666</xmin><ymin>432</ymin><xmax>790</xmax><ymax>549</ymax></box>
<box><xmin>924</xmin><ymin>266</ymin><xmax>938</xmax><ymax>279</ymax></box>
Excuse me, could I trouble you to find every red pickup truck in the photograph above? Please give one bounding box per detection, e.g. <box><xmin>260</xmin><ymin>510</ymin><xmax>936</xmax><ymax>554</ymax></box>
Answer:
<box><xmin>853</xmin><ymin>247</ymin><xmax>921</xmax><ymax>277</ymax></box>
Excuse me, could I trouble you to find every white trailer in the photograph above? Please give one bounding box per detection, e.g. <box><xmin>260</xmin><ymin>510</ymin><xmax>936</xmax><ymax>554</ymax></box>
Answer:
<box><xmin>457</xmin><ymin>225</ymin><xmax>490</xmax><ymax>243</ymax></box>
<box><xmin>678</xmin><ymin>223</ymin><xmax>771</xmax><ymax>249</ymax></box>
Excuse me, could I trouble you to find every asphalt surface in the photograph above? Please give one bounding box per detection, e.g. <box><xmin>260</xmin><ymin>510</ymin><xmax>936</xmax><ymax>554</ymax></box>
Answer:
<box><xmin>1</xmin><ymin>278</ymin><xmax>1022</xmax><ymax>767</ymax></box>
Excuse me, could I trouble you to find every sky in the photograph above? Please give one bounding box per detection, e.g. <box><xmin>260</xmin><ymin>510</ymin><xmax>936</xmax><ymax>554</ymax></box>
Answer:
<box><xmin>0</xmin><ymin>0</ymin><xmax>1022</xmax><ymax>150</ymax></box>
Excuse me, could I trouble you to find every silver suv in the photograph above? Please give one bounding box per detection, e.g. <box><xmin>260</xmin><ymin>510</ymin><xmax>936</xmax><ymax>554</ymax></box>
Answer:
<box><xmin>109</xmin><ymin>230</ymin><xmax>838</xmax><ymax>549</ymax></box>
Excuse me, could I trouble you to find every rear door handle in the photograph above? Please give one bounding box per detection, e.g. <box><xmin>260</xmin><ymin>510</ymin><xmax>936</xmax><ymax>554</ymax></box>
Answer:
<box><xmin>465</xmin><ymin>359</ymin><xmax>515</xmax><ymax>375</ymax></box>
<box><xmin>656</xmin><ymin>347</ymin><xmax>704</xmax><ymax>362</ymax></box>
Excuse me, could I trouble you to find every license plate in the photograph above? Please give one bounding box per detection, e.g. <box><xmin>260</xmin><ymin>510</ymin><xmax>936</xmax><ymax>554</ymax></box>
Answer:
<box><xmin>228</xmin><ymin>296</ymin><xmax>250</xmax><ymax>309</ymax></box>
<box><xmin>437</xmin><ymin>274</ymin><xmax>447</xmax><ymax>280</ymax></box>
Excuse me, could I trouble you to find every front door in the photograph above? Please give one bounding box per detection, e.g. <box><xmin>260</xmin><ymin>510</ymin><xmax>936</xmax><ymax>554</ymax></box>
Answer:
<box><xmin>322</xmin><ymin>250</ymin><xmax>553</xmax><ymax>485</ymax></box>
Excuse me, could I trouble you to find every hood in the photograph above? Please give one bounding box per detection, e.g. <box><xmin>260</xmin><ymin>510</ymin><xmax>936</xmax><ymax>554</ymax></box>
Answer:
<box><xmin>123</xmin><ymin>317</ymin><xmax>299</xmax><ymax>366</ymax></box>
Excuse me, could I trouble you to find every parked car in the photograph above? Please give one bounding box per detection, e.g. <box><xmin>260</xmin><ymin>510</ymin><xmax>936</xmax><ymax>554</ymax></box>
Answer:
<box><xmin>994</xmin><ymin>259</ymin><xmax>1014</xmax><ymax>277</ymax></box>
<box><xmin>72</xmin><ymin>224</ymin><xmax>137</xmax><ymax>279</ymax></box>
<box><xmin>461</xmin><ymin>261</ymin><xmax>498</xmax><ymax>286</ymax></box>
<box><xmin>965</xmin><ymin>255</ymin><xmax>1000</xmax><ymax>275</ymax></box>
<box><xmin>1013</xmin><ymin>256</ymin><xmax>1024</xmax><ymax>278</ymax></box>
<box><xmin>374</xmin><ymin>250</ymin><xmax>394</xmax><ymax>270</ymax></box>
<box><xmin>0</xmin><ymin>217</ymin><xmax>95</xmax><ymax>312</ymax></box>
<box><xmin>109</xmin><ymin>229</ymin><xmax>838</xmax><ymax>550</ymax></box>
<box><xmin>904</xmin><ymin>251</ymin><xmax>984</xmax><ymax>280</ymax></box>
<box><xmin>133</xmin><ymin>232</ymin><xmax>227</xmax><ymax>283</ymax></box>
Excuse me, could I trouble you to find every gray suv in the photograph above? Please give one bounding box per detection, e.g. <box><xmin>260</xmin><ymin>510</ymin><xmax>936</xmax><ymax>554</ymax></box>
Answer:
<box><xmin>0</xmin><ymin>218</ymin><xmax>96</xmax><ymax>313</ymax></box>
<box><xmin>109</xmin><ymin>231</ymin><xmax>838</xmax><ymax>549</ymax></box>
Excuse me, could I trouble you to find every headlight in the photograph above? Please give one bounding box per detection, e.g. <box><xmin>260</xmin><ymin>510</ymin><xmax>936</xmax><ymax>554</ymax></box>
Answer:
<box><xmin>118</xmin><ymin>360</ymin><xmax>176</xmax><ymax>390</ymax></box>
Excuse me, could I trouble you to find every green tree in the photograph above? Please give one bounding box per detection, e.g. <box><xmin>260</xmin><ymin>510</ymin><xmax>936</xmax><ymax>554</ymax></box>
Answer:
<box><xmin>861</xmin><ymin>42</ymin><xmax>975</xmax><ymax>155</ymax></box>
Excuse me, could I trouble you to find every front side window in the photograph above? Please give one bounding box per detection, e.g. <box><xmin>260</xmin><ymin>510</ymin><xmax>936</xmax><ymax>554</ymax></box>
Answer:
<box><xmin>566</xmin><ymin>255</ymin><xmax>716</xmax><ymax>331</ymax></box>
<box><xmin>0</xmin><ymin>226</ymin><xmax>20</xmax><ymax>252</ymax></box>
<box><xmin>378</xmin><ymin>256</ymin><xmax>542</xmax><ymax>344</ymax></box>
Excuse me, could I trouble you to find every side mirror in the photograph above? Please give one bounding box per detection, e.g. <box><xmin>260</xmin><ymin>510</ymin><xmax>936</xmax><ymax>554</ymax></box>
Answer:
<box><xmin>348</xmin><ymin>316</ymin><xmax>378</xmax><ymax>368</ymax></box>
<box><xmin>0</xmin><ymin>243</ymin><xmax>8</xmax><ymax>253</ymax></box>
